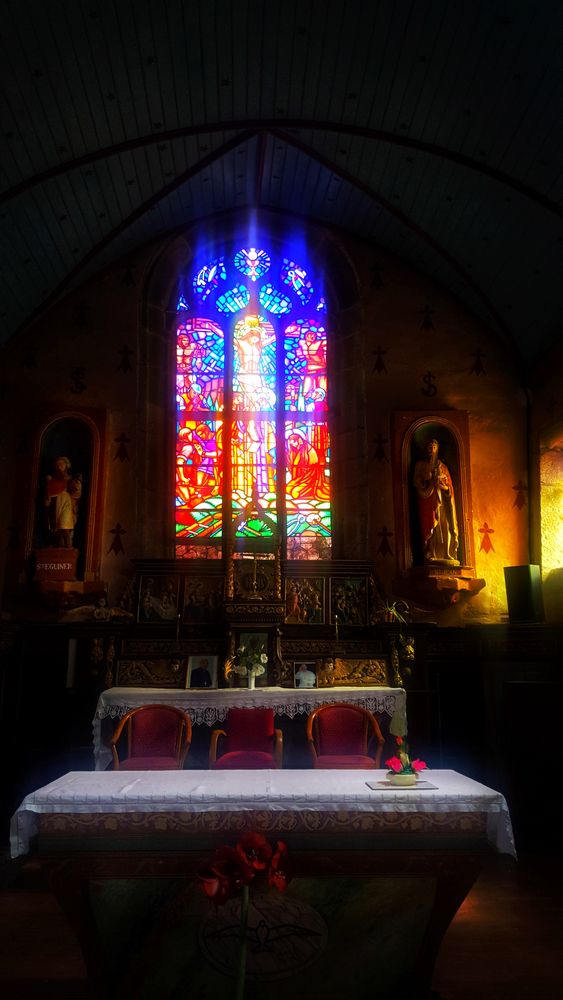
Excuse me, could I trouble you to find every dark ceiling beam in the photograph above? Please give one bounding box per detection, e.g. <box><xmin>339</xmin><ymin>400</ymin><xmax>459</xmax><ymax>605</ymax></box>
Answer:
<box><xmin>269</xmin><ymin>127</ymin><xmax>513</xmax><ymax>350</ymax></box>
<box><xmin>1</xmin><ymin>119</ymin><xmax>562</xmax><ymax>221</ymax></box>
<box><xmin>16</xmin><ymin>130</ymin><xmax>259</xmax><ymax>338</ymax></box>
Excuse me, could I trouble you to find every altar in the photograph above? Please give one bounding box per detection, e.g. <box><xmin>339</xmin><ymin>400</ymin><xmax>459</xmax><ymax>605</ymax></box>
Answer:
<box><xmin>93</xmin><ymin>685</ymin><xmax>407</xmax><ymax>770</ymax></box>
<box><xmin>10</xmin><ymin>768</ymin><xmax>515</xmax><ymax>1000</ymax></box>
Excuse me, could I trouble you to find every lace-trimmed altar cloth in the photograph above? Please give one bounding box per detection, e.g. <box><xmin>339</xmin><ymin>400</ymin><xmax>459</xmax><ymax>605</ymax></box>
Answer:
<box><xmin>10</xmin><ymin>768</ymin><xmax>516</xmax><ymax>859</ymax></box>
<box><xmin>92</xmin><ymin>686</ymin><xmax>407</xmax><ymax>771</ymax></box>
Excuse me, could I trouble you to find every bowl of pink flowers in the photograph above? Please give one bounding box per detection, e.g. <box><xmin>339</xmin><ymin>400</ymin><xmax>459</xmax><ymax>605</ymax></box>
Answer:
<box><xmin>385</xmin><ymin>736</ymin><xmax>427</xmax><ymax>786</ymax></box>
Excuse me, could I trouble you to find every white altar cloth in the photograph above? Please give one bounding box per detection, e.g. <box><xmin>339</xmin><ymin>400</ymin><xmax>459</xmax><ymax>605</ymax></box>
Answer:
<box><xmin>10</xmin><ymin>768</ymin><xmax>515</xmax><ymax>859</ymax></box>
<box><xmin>92</xmin><ymin>685</ymin><xmax>407</xmax><ymax>771</ymax></box>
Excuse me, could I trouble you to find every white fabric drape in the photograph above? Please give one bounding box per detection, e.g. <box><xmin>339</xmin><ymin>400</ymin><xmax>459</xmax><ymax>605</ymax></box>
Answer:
<box><xmin>10</xmin><ymin>768</ymin><xmax>515</xmax><ymax>859</ymax></box>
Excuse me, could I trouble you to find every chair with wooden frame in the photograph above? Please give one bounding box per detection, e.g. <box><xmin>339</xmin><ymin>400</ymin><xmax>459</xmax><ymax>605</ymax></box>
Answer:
<box><xmin>306</xmin><ymin>703</ymin><xmax>384</xmax><ymax>769</ymax></box>
<box><xmin>110</xmin><ymin>704</ymin><xmax>192</xmax><ymax>770</ymax></box>
<box><xmin>209</xmin><ymin>707</ymin><xmax>283</xmax><ymax>769</ymax></box>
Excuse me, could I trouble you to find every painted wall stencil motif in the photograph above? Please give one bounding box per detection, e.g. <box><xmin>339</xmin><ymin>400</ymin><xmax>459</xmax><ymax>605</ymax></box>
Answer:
<box><xmin>479</xmin><ymin>523</ymin><xmax>495</xmax><ymax>553</ymax></box>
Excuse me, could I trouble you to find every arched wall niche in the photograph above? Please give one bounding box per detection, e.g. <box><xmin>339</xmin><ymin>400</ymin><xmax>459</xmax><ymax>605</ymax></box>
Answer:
<box><xmin>27</xmin><ymin>410</ymin><xmax>105</xmax><ymax>582</ymax></box>
<box><xmin>140</xmin><ymin>213</ymin><xmax>362</xmax><ymax>560</ymax></box>
<box><xmin>391</xmin><ymin>410</ymin><xmax>484</xmax><ymax>608</ymax></box>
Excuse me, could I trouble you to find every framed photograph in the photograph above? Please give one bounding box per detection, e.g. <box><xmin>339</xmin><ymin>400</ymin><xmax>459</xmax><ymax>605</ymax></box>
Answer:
<box><xmin>186</xmin><ymin>655</ymin><xmax>218</xmax><ymax>689</ymax></box>
<box><xmin>293</xmin><ymin>660</ymin><xmax>318</xmax><ymax>689</ymax></box>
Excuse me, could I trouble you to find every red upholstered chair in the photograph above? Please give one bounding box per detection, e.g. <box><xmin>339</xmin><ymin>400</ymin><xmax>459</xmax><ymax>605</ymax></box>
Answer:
<box><xmin>209</xmin><ymin>708</ymin><xmax>283</xmax><ymax>769</ymax></box>
<box><xmin>306</xmin><ymin>703</ymin><xmax>384</xmax><ymax>769</ymax></box>
<box><xmin>110</xmin><ymin>704</ymin><xmax>192</xmax><ymax>770</ymax></box>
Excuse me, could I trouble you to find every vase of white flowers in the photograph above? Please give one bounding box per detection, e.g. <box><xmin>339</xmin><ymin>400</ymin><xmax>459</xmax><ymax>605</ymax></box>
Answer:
<box><xmin>231</xmin><ymin>640</ymin><xmax>268</xmax><ymax>689</ymax></box>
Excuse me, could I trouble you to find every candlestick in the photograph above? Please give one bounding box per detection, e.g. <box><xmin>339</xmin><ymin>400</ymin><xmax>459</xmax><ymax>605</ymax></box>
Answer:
<box><xmin>335</xmin><ymin>614</ymin><xmax>339</xmax><ymax>643</ymax></box>
<box><xmin>252</xmin><ymin>554</ymin><xmax>257</xmax><ymax>588</ymax></box>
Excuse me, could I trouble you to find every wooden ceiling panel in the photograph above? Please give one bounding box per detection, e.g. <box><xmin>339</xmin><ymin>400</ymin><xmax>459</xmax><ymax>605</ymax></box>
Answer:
<box><xmin>0</xmin><ymin>0</ymin><xmax>561</xmax><ymax>366</ymax></box>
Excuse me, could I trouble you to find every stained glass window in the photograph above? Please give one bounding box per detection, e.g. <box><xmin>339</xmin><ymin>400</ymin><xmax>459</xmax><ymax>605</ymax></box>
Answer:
<box><xmin>175</xmin><ymin>242</ymin><xmax>331</xmax><ymax>559</ymax></box>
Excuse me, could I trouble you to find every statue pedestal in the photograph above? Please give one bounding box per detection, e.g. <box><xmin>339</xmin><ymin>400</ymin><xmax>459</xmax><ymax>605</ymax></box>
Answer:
<box><xmin>33</xmin><ymin>548</ymin><xmax>79</xmax><ymax>581</ymax></box>
<box><xmin>395</xmin><ymin>565</ymin><xmax>486</xmax><ymax>608</ymax></box>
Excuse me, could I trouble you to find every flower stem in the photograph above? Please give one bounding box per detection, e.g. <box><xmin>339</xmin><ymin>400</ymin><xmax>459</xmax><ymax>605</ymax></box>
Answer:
<box><xmin>235</xmin><ymin>884</ymin><xmax>249</xmax><ymax>1000</ymax></box>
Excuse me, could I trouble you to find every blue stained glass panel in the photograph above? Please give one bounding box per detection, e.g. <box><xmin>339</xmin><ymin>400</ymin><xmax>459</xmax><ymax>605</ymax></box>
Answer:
<box><xmin>176</xmin><ymin>294</ymin><xmax>189</xmax><ymax>311</ymax></box>
<box><xmin>216</xmin><ymin>285</ymin><xmax>250</xmax><ymax>313</ymax></box>
<box><xmin>259</xmin><ymin>283</ymin><xmax>292</xmax><ymax>314</ymax></box>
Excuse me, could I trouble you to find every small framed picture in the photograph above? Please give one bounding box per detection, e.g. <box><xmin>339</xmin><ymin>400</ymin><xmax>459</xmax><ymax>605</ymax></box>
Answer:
<box><xmin>137</xmin><ymin>575</ymin><xmax>180</xmax><ymax>622</ymax></box>
<box><xmin>293</xmin><ymin>660</ymin><xmax>318</xmax><ymax>689</ymax></box>
<box><xmin>186</xmin><ymin>655</ymin><xmax>218</xmax><ymax>689</ymax></box>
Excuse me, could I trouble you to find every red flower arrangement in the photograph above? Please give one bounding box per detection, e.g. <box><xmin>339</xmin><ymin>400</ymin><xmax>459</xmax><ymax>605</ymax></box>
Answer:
<box><xmin>197</xmin><ymin>832</ymin><xmax>291</xmax><ymax>999</ymax></box>
<box><xmin>385</xmin><ymin>735</ymin><xmax>427</xmax><ymax>776</ymax></box>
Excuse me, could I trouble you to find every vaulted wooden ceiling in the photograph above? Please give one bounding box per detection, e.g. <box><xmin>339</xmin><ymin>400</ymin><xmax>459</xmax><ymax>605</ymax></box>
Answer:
<box><xmin>1</xmin><ymin>0</ymin><xmax>562</xmax><ymax>370</ymax></box>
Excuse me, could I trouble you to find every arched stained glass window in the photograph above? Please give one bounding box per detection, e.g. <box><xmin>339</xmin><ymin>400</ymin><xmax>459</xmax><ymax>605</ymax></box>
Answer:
<box><xmin>175</xmin><ymin>242</ymin><xmax>331</xmax><ymax>560</ymax></box>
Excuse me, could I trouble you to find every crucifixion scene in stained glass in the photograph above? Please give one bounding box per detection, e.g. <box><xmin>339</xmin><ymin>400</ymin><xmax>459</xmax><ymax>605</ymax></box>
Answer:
<box><xmin>175</xmin><ymin>241</ymin><xmax>331</xmax><ymax>559</ymax></box>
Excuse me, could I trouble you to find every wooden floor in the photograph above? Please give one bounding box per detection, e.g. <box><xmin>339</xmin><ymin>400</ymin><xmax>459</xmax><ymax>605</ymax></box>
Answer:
<box><xmin>0</xmin><ymin>848</ymin><xmax>561</xmax><ymax>999</ymax></box>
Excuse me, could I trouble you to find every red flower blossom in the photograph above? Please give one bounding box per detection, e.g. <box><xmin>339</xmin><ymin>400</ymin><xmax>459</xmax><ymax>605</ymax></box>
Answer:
<box><xmin>197</xmin><ymin>832</ymin><xmax>290</xmax><ymax>926</ymax></box>
<box><xmin>197</xmin><ymin>861</ymin><xmax>236</xmax><ymax>906</ymax></box>
<box><xmin>236</xmin><ymin>831</ymin><xmax>273</xmax><ymax>871</ymax></box>
<box><xmin>395</xmin><ymin>736</ymin><xmax>404</xmax><ymax>746</ymax></box>
<box><xmin>411</xmin><ymin>759</ymin><xmax>427</xmax><ymax>772</ymax></box>
<box><xmin>385</xmin><ymin>755</ymin><xmax>403</xmax><ymax>772</ymax></box>
<box><xmin>215</xmin><ymin>844</ymin><xmax>254</xmax><ymax>886</ymax></box>
<box><xmin>197</xmin><ymin>845</ymin><xmax>254</xmax><ymax>906</ymax></box>
<box><xmin>268</xmin><ymin>841</ymin><xmax>291</xmax><ymax>893</ymax></box>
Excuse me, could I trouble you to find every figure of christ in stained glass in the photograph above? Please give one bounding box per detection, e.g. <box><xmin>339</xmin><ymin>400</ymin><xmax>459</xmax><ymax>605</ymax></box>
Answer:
<box><xmin>284</xmin><ymin>320</ymin><xmax>327</xmax><ymax>413</ymax></box>
<box><xmin>176</xmin><ymin>319</ymin><xmax>224</xmax><ymax>412</ymax></box>
<box><xmin>232</xmin><ymin>315</ymin><xmax>277</xmax><ymax>411</ymax></box>
<box><xmin>285</xmin><ymin>421</ymin><xmax>331</xmax><ymax>555</ymax></box>
<box><xmin>176</xmin><ymin>420</ymin><xmax>223</xmax><ymax>538</ymax></box>
<box><xmin>174</xmin><ymin>243</ymin><xmax>332</xmax><ymax>558</ymax></box>
<box><xmin>231</xmin><ymin>419</ymin><xmax>277</xmax><ymax>528</ymax></box>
